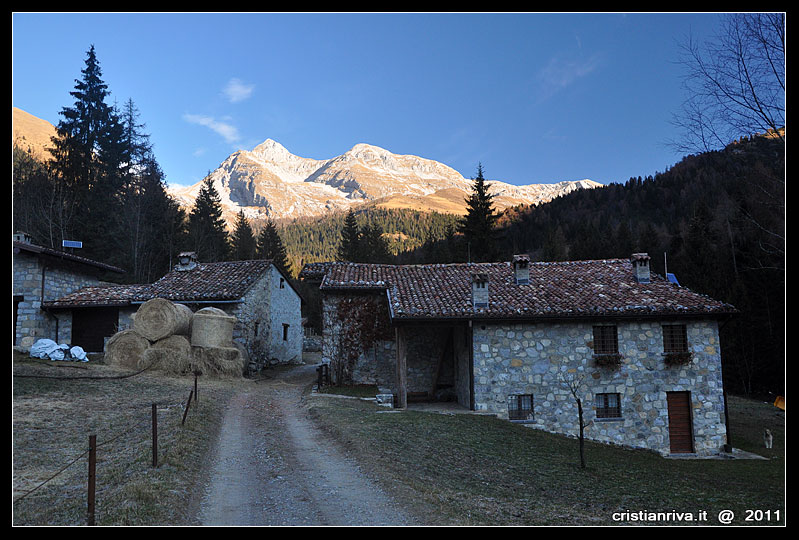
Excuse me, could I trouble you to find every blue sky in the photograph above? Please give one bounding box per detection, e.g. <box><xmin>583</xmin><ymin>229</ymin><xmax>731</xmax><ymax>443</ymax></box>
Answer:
<box><xmin>12</xmin><ymin>12</ymin><xmax>725</xmax><ymax>189</ymax></box>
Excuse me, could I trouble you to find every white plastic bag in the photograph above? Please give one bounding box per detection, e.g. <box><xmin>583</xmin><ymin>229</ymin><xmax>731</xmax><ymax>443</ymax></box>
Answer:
<box><xmin>70</xmin><ymin>346</ymin><xmax>88</xmax><ymax>362</ymax></box>
<box><xmin>30</xmin><ymin>339</ymin><xmax>60</xmax><ymax>359</ymax></box>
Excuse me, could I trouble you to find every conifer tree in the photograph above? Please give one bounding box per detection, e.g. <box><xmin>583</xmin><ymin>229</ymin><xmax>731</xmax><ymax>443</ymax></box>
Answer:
<box><xmin>187</xmin><ymin>176</ymin><xmax>230</xmax><ymax>262</ymax></box>
<box><xmin>256</xmin><ymin>218</ymin><xmax>290</xmax><ymax>273</ymax></box>
<box><xmin>337</xmin><ymin>209</ymin><xmax>361</xmax><ymax>261</ymax></box>
<box><xmin>47</xmin><ymin>45</ymin><xmax>124</xmax><ymax>259</ymax></box>
<box><xmin>231</xmin><ymin>210</ymin><xmax>257</xmax><ymax>260</ymax></box>
<box><xmin>458</xmin><ymin>163</ymin><xmax>498</xmax><ymax>262</ymax></box>
<box><xmin>359</xmin><ymin>223</ymin><xmax>392</xmax><ymax>263</ymax></box>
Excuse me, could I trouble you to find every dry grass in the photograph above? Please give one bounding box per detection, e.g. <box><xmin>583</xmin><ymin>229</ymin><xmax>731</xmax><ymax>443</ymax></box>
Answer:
<box><xmin>307</xmin><ymin>392</ymin><xmax>785</xmax><ymax>526</ymax></box>
<box><xmin>12</xmin><ymin>352</ymin><xmax>244</xmax><ymax>525</ymax></box>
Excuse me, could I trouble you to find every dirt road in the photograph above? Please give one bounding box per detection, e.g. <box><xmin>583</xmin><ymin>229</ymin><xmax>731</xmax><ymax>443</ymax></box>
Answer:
<box><xmin>192</xmin><ymin>362</ymin><xmax>415</xmax><ymax>526</ymax></box>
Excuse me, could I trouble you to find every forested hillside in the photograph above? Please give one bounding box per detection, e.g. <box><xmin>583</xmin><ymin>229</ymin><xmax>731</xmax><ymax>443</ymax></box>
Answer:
<box><xmin>273</xmin><ymin>207</ymin><xmax>462</xmax><ymax>267</ymax></box>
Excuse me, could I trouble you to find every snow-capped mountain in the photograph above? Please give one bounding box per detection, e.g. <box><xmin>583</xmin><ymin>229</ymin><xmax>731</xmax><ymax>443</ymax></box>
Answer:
<box><xmin>168</xmin><ymin>139</ymin><xmax>603</xmax><ymax>224</ymax></box>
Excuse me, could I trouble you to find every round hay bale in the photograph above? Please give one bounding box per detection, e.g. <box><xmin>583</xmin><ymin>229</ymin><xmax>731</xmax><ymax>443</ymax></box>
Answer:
<box><xmin>190</xmin><ymin>307</ymin><xmax>236</xmax><ymax>348</ymax></box>
<box><xmin>190</xmin><ymin>346</ymin><xmax>244</xmax><ymax>378</ymax></box>
<box><xmin>104</xmin><ymin>330</ymin><xmax>150</xmax><ymax>369</ymax></box>
<box><xmin>134</xmin><ymin>298</ymin><xmax>193</xmax><ymax>342</ymax></box>
<box><xmin>140</xmin><ymin>335</ymin><xmax>192</xmax><ymax>374</ymax></box>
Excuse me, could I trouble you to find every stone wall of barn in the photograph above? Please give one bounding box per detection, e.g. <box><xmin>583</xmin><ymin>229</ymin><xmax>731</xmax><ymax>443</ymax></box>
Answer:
<box><xmin>266</xmin><ymin>266</ymin><xmax>303</xmax><ymax>365</ymax></box>
<box><xmin>472</xmin><ymin>319</ymin><xmax>728</xmax><ymax>456</ymax></box>
<box><xmin>13</xmin><ymin>251</ymin><xmax>102</xmax><ymax>348</ymax></box>
<box><xmin>222</xmin><ymin>266</ymin><xmax>302</xmax><ymax>369</ymax></box>
<box><xmin>321</xmin><ymin>293</ymin><xmax>470</xmax><ymax>407</ymax></box>
<box><xmin>321</xmin><ymin>293</ymin><xmax>396</xmax><ymax>387</ymax></box>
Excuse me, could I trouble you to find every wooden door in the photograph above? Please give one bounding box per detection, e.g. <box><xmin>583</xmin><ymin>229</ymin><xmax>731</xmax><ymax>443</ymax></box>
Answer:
<box><xmin>666</xmin><ymin>391</ymin><xmax>694</xmax><ymax>453</ymax></box>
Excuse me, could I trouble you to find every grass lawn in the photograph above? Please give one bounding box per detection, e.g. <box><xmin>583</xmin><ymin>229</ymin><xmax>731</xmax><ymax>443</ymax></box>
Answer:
<box><xmin>12</xmin><ymin>353</ymin><xmax>242</xmax><ymax>526</ymax></box>
<box><xmin>307</xmin><ymin>392</ymin><xmax>785</xmax><ymax>526</ymax></box>
<box><xmin>318</xmin><ymin>384</ymin><xmax>379</xmax><ymax>398</ymax></box>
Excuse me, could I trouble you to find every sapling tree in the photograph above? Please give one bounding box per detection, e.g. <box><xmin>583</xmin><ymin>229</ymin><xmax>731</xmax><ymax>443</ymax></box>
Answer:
<box><xmin>560</xmin><ymin>371</ymin><xmax>588</xmax><ymax>469</ymax></box>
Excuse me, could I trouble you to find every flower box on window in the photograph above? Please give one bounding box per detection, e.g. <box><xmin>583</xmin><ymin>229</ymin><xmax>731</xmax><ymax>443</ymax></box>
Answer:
<box><xmin>593</xmin><ymin>353</ymin><xmax>623</xmax><ymax>367</ymax></box>
<box><xmin>663</xmin><ymin>351</ymin><xmax>693</xmax><ymax>366</ymax></box>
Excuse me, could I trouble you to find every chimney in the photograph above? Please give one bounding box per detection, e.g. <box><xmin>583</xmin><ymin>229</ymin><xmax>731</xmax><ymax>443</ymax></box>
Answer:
<box><xmin>631</xmin><ymin>253</ymin><xmax>651</xmax><ymax>283</ymax></box>
<box><xmin>176</xmin><ymin>251</ymin><xmax>198</xmax><ymax>271</ymax></box>
<box><xmin>512</xmin><ymin>254</ymin><xmax>530</xmax><ymax>285</ymax></box>
<box><xmin>471</xmin><ymin>272</ymin><xmax>489</xmax><ymax>309</ymax></box>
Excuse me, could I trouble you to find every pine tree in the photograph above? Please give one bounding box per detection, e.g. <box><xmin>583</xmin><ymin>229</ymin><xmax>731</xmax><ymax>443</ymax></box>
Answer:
<box><xmin>359</xmin><ymin>223</ymin><xmax>392</xmax><ymax>263</ymax></box>
<box><xmin>337</xmin><ymin>209</ymin><xmax>361</xmax><ymax>261</ymax></box>
<box><xmin>231</xmin><ymin>210</ymin><xmax>257</xmax><ymax>260</ymax></box>
<box><xmin>459</xmin><ymin>163</ymin><xmax>498</xmax><ymax>262</ymax></box>
<box><xmin>256</xmin><ymin>218</ymin><xmax>290</xmax><ymax>273</ymax></box>
<box><xmin>47</xmin><ymin>45</ymin><xmax>123</xmax><ymax>259</ymax></box>
<box><xmin>188</xmin><ymin>176</ymin><xmax>229</xmax><ymax>262</ymax></box>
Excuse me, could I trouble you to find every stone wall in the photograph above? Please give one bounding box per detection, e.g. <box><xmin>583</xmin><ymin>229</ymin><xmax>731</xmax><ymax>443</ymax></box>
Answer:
<box><xmin>218</xmin><ymin>266</ymin><xmax>302</xmax><ymax>369</ymax></box>
<box><xmin>266</xmin><ymin>267</ymin><xmax>303</xmax><ymax>365</ymax></box>
<box><xmin>322</xmin><ymin>293</ymin><xmax>470</xmax><ymax>407</ymax></box>
<box><xmin>13</xmin><ymin>251</ymin><xmax>103</xmax><ymax>348</ymax></box>
<box><xmin>322</xmin><ymin>293</ymin><xmax>396</xmax><ymax>386</ymax></box>
<box><xmin>472</xmin><ymin>319</ymin><xmax>728</xmax><ymax>456</ymax></box>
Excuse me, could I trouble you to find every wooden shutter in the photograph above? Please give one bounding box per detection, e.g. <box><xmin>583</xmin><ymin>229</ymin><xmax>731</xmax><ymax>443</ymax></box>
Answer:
<box><xmin>666</xmin><ymin>391</ymin><xmax>694</xmax><ymax>453</ymax></box>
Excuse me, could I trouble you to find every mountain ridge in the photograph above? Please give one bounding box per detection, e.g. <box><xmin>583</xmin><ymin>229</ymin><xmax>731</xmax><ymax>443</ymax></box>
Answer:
<box><xmin>167</xmin><ymin>138</ymin><xmax>603</xmax><ymax>226</ymax></box>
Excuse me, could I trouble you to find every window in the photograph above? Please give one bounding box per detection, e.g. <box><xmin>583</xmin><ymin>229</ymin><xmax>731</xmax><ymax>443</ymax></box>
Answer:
<box><xmin>662</xmin><ymin>324</ymin><xmax>688</xmax><ymax>353</ymax></box>
<box><xmin>507</xmin><ymin>394</ymin><xmax>534</xmax><ymax>421</ymax></box>
<box><xmin>595</xmin><ymin>393</ymin><xmax>622</xmax><ymax>419</ymax></box>
<box><xmin>593</xmin><ymin>325</ymin><xmax>619</xmax><ymax>355</ymax></box>
<box><xmin>282</xmin><ymin>323</ymin><xmax>289</xmax><ymax>341</ymax></box>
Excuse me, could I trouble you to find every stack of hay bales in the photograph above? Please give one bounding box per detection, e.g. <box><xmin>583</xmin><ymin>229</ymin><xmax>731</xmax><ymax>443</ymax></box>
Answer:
<box><xmin>189</xmin><ymin>307</ymin><xmax>243</xmax><ymax>378</ymax></box>
<box><xmin>103</xmin><ymin>299</ymin><xmax>244</xmax><ymax>378</ymax></box>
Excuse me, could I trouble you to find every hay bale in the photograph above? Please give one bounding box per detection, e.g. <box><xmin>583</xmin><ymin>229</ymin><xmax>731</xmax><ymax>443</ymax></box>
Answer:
<box><xmin>134</xmin><ymin>298</ymin><xmax>192</xmax><ymax>342</ymax></box>
<box><xmin>190</xmin><ymin>307</ymin><xmax>236</xmax><ymax>348</ymax></box>
<box><xmin>104</xmin><ymin>330</ymin><xmax>150</xmax><ymax>369</ymax></box>
<box><xmin>140</xmin><ymin>335</ymin><xmax>192</xmax><ymax>374</ymax></box>
<box><xmin>190</xmin><ymin>346</ymin><xmax>244</xmax><ymax>378</ymax></box>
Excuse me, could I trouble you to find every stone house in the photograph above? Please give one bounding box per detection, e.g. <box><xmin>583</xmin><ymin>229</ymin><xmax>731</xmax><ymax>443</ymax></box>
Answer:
<box><xmin>299</xmin><ymin>254</ymin><xmax>737</xmax><ymax>456</ymax></box>
<box><xmin>13</xmin><ymin>232</ymin><xmax>126</xmax><ymax>350</ymax></box>
<box><xmin>42</xmin><ymin>252</ymin><xmax>303</xmax><ymax>368</ymax></box>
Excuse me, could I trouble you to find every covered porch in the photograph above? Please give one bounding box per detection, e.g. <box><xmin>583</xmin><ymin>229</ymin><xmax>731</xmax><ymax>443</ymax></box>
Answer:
<box><xmin>392</xmin><ymin>322</ymin><xmax>473</xmax><ymax>410</ymax></box>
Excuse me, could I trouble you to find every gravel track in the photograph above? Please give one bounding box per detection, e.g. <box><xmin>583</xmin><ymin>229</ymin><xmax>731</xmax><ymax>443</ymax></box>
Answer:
<box><xmin>193</xmin><ymin>363</ymin><xmax>415</xmax><ymax>526</ymax></box>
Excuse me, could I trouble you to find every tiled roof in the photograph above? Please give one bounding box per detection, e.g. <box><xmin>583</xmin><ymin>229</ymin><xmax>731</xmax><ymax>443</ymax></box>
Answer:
<box><xmin>148</xmin><ymin>260</ymin><xmax>273</xmax><ymax>302</ymax></box>
<box><xmin>302</xmin><ymin>259</ymin><xmax>737</xmax><ymax>320</ymax></box>
<box><xmin>43</xmin><ymin>284</ymin><xmax>152</xmax><ymax>308</ymax></box>
<box><xmin>44</xmin><ymin>260</ymin><xmax>274</xmax><ymax>308</ymax></box>
<box><xmin>14</xmin><ymin>241</ymin><xmax>125</xmax><ymax>274</ymax></box>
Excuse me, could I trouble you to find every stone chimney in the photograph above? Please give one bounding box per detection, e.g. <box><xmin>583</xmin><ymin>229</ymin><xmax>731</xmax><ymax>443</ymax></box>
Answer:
<box><xmin>471</xmin><ymin>272</ymin><xmax>489</xmax><ymax>308</ymax></box>
<box><xmin>176</xmin><ymin>251</ymin><xmax>198</xmax><ymax>272</ymax></box>
<box><xmin>631</xmin><ymin>253</ymin><xmax>651</xmax><ymax>284</ymax></box>
<box><xmin>512</xmin><ymin>254</ymin><xmax>530</xmax><ymax>285</ymax></box>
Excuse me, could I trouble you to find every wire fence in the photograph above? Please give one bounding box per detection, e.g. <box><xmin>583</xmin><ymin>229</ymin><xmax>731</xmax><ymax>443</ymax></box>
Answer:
<box><xmin>12</xmin><ymin>368</ymin><xmax>202</xmax><ymax>525</ymax></box>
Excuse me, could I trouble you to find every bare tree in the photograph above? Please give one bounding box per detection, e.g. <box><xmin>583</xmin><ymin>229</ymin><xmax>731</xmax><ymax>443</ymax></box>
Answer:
<box><xmin>560</xmin><ymin>371</ymin><xmax>588</xmax><ymax>469</ymax></box>
<box><xmin>672</xmin><ymin>13</ymin><xmax>785</xmax><ymax>154</ymax></box>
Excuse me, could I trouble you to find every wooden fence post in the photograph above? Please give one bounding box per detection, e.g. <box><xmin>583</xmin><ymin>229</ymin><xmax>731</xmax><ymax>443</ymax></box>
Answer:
<box><xmin>87</xmin><ymin>434</ymin><xmax>96</xmax><ymax>526</ymax></box>
<box><xmin>182</xmin><ymin>390</ymin><xmax>194</xmax><ymax>426</ymax></box>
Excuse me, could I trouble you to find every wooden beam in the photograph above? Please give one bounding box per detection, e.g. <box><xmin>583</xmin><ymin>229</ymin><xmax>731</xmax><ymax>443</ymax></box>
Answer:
<box><xmin>395</xmin><ymin>326</ymin><xmax>407</xmax><ymax>409</ymax></box>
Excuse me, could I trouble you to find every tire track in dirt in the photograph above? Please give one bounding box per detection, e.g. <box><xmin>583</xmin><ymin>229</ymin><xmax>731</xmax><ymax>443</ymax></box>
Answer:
<box><xmin>194</xmin><ymin>363</ymin><xmax>415</xmax><ymax>526</ymax></box>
